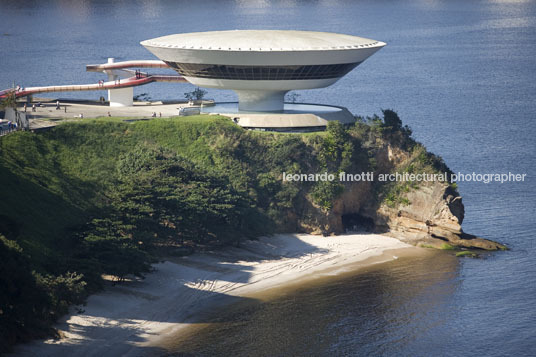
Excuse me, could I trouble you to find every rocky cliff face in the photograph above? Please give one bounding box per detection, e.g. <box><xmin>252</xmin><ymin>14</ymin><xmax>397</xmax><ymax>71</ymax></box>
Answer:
<box><xmin>292</xmin><ymin>138</ymin><xmax>506</xmax><ymax>251</ymax></box>
<box><xmin>371</xmin><ymin>182</ymin><xmax>505</xmax><ymax>250</ymax></box>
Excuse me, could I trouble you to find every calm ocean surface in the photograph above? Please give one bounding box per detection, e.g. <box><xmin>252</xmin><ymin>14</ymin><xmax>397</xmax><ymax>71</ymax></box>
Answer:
<box><xmin>1</xmin><ymin>0</ymin><xmax>535</xmax><ymax>356</ymax></box>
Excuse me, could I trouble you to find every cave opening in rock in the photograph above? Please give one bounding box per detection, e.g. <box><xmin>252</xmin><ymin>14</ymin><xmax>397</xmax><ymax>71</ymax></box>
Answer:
<box><xmin>341</xmin><ymin>213</ymin><xmax>375</xmax><ymax>233</ymax></box>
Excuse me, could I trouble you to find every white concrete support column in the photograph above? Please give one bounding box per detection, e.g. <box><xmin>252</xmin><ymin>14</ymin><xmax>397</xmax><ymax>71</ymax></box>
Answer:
<box><xmin>234</xmin><ymin>90</ymin><xmax>287</xmax><ymax>112</ymax></box>
<box><xmin>107</xmin><ymin>85</ymin><xmax>133</xmax><ymax>107</ymax></box>
<box><xmin>106</xmin><ymin>58</ymin><xmax>133</xmax><ymax>107</ymax></box>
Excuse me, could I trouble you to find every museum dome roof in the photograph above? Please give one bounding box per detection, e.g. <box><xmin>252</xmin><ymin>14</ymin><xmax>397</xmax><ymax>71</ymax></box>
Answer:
<box><xmin>141</xmin><ymin>30</ymin><xmax>385</xmax><ymax>52</ymax></box>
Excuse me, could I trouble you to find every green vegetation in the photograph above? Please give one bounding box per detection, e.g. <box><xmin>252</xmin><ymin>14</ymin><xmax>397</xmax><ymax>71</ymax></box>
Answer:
<box><xmin>1</xmin><ymin>91</ymin><xmax>17</xmax><ymax>110</ymax></box>
<box><xmin>419</xmin><ymin>243</ymin><xmax>477</xmax><ymax>255</ymax></box>
<box><xmin>418</xmin><ymin>243</ymin><xmax>455</xmax><ymax>250</ymax></box>
<box><xmin>309</xmin><ymin>121</ymin><xmax>360</xmax><ymax>210</ymax></box>
<box><xmin>440</xmin><ymin>243</ymin><xmax>456</xmax><ymax>250</ymax></box>
<box><xmin>418</xmin><ymin>244</ymin><xmax>436</xmax><ymax>249</ymax></box>
<box><xmin>456</xmin><ymin>251</ymin><xmax>479</xmax><ymax>258</ymax></box>
<box><xmin>184</xmin><ymin>87</ymin><xmax>208</xmax><ymax>101</ymax></box>
<box><xmin>351</xmin><ymin>110</ymin><xmax>454</xmax><ymax>208</ymax></box>
<box><xmin>0</xmin><ymin>111</ymin><xmax>445</xmax><ymax>350</ymax></box>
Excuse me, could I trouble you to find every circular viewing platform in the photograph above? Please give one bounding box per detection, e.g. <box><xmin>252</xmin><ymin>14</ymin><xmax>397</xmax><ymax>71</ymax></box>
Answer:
<box><xmin>201</xmin><ymin>102</ymin><xmax>356</xmax><ymax>132</ymax></box>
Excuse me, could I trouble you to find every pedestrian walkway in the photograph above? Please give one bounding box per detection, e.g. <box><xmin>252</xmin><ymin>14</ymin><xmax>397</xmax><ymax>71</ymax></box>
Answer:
<box><xmin>0</xmin><ymin>74</ymin><xmax>186</xmax><ymax>100</ymax></box>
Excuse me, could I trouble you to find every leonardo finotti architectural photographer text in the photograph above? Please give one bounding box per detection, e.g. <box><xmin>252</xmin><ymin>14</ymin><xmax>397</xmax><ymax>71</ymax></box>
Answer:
<box><xmin>282</xmin><ymin>172</ymin><xmax>527</xmax><ymax>184</ymax></box>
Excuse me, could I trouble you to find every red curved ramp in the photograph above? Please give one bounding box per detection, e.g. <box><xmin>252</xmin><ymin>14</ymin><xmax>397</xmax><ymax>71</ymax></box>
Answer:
<box><xmin>0</xmin><ymin>74</ymin><xmax>186</xmax><ymax>99</ymax></box>
<box><xmin>86</xmin><ymin>60</ymin><xmax>169</xmax><ymax>72</ymax></box>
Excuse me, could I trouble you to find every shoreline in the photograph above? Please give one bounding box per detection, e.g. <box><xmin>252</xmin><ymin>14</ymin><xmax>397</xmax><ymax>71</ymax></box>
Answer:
<box><xmin>162</xmin><ymin>245</ymin><xmax>433</xmax><ymax>353</ymax></box>
<box><xmin>13</xmin><ymin>233</ymin><xmax>421</xmax><ymax>356</ymax></box>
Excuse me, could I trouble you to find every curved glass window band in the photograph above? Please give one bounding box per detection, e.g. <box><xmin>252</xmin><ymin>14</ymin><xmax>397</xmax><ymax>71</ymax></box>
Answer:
<box><xmin>165</xmin><ymin>62</ymin><xmax>362</xmax><ymax>80</ymax></box>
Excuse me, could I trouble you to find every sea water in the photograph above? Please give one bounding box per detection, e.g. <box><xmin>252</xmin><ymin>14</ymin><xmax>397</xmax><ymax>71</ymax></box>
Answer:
<box><xmin>1</xmin><ymin>1</ymin><xmax>535</xmax><ymax>355</ymax></box>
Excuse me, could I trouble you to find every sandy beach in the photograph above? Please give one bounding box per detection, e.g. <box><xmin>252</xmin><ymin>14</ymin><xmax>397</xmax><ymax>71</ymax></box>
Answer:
<box><xmin>12</xmin><ymin>233</ymin><xmax>418</xmax><ymax>356</ymax></box>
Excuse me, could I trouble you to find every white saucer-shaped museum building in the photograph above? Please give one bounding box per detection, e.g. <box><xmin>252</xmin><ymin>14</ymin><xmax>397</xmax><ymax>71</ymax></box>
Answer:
<box><xmin>141</xmin><ymin>30</ymin><xmax>385</xmax><ymax>112</ymax></box>
<box><xmin>141</xmin><ymin>30</ymin><xmax>385</xmax><ymax>130</ymax></box>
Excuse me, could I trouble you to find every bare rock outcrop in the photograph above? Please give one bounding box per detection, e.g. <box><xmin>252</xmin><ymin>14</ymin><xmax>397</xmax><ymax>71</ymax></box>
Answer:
<box><xmin>369</xmin><ymin>182</ymin><xmax>506</xmax><ymax>250</ymax></box>
<box><xmin>290</xmin><ymin>138</ymin><xmax>506</xmax><ymax>250</ymax></box>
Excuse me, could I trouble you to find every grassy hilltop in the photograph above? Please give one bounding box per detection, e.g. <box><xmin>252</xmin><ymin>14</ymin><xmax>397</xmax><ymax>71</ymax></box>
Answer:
<box><xmin>0</xmin><ymin>112</ymin><xmax>457</xmax><ymax>349</ymax></box>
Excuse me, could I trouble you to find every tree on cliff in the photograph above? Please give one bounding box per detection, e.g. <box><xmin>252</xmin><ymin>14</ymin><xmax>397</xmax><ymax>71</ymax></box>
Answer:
<box><xmin>382</xmin><ymin>109</ymin><xmax>402</xmax><ymax>130</ymax></box>
<box><xmin>381</xmin><ymin>109</ymin><xmax>412</xmax><ymax>137</ymax></box>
